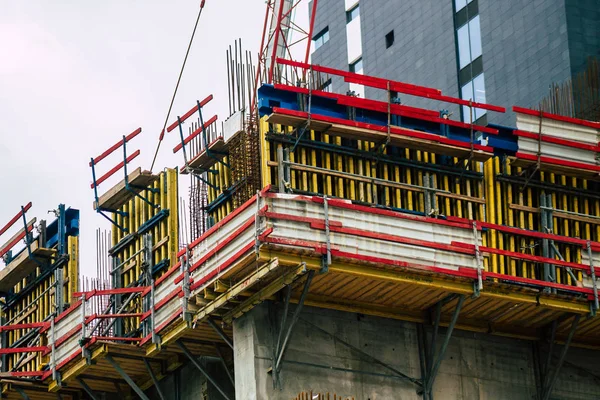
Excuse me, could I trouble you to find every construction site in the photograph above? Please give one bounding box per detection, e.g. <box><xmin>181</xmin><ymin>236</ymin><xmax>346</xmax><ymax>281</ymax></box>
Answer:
<box><xmin>1</xmin><ymin>1</ymin><xmax>600</xmax><ymax>399</ymax></box>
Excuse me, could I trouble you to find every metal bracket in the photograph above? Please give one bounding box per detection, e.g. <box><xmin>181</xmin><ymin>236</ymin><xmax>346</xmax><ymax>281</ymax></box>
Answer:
<box><xmin>587</xmin><ymin>241</ymin><xmax>599</xmax><ymax>313</ymax></box>
<box><xmin>176</xmin><ymin>340</ymin><xmax>232</xmax><ymax>400</ymax></box>
<box><xmin>321</xmin><ymin>196</ymin><xmax>331</xmax><ymax>274</ymax></box>
<box><xmin>272</xmin><ymin>270</ymin><xmax>315</xmax><ymax>389</ymax></box>
<box><xmin>106</xmin><ymin>354</ymin><xmax>151</xmax><ymax>400</ymax></box>
<box><xmin>536</xmin><ymin>314</ymin><xmax>581</xmax><ymax>400</ymax></box>
<box><xmin>144</xmin><ymin>358</ymin><xmax>166</xmax><ymax>400</ymax></box>
<box><xmin>418</xmin><ymin>294</ymin><xmax>465</xmax><ymax>399</ymax></box>
<box><xmin>473</xmin><ymin>221</ymin><xmax>483</xmax><ymax>295</ymax></box>
<box><xmin>181</xmin><ymin>249</ymin><xmax>191</xmax><ymax>323</ymax></box>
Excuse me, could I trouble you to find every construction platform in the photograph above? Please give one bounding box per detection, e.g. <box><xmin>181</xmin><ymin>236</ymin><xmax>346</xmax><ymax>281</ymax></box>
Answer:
<box><xmin>1</xmin><ymin>58</ymin><xmax>599</xmax><ymax>400</ymax></box>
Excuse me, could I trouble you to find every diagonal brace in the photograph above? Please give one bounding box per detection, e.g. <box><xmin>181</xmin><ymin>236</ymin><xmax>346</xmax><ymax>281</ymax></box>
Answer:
<box><xmin>144</xmin><ymin>358</ymin><xmax>166</xmax><ymax>400</ymax></box>
<box><xmin>77</xmin><ymin>378</ymin><xmax>99</xmax><ymax>400</ymax></box>
<box><xmin>541</xmin><ymin>314</ymin><xmax>581</xmax><ymax>400</ymax></box>
<box><xmin>106</xmin><ymin>354</ymin><xmax>150</xmax><ymax>400</ymax></box>
<box><xmin>301</xmin><ymin>317</ymin><xmax>422</xmax><ymax>387</ymax></box>
<box><xmin>422</xmin><ymin>294</ymin><xmax>466</xmax><ymax>397</ymax></box>
<box><xmin>176</xmin><ymin>340</ymin><xmax>232</xmax><ymax>400</ymax></box>
<box><xmin>207</xmin><ymin>318</ymin><xmax>233</xmax><ymax>350</ymax></box>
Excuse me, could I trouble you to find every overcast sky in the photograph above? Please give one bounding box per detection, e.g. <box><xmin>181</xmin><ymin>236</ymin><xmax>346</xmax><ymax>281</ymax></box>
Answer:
<box><xmin>0</xmin><ymin>1</ymin><xmax>267</xmax><ymax>277</ymax></box>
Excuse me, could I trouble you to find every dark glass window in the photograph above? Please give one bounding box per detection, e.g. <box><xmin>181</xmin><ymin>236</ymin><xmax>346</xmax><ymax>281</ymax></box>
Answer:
<box><xmin>346</xmin><ymin>4</ymin><xmax>360</xmax><ymax>23</ymax></box>
<box><xmin>312</xmin><ymin>27</ymin><xmax>330</xmax><ymax>51</ymax></box>
<box><xmin>385</xmin><ymin>30</ymin><xmax>395</xmax><ymax>48</ymax></box>
<box><xmin>349</xmin><ymin>57</ymin><xmax>363</xmax><ymax>73</ymax></box>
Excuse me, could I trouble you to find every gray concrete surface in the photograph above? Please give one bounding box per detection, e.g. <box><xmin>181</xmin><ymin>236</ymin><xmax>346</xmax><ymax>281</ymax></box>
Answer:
<box><xmin>232</xmin><ymin>302</ymin><xmax>600</xmax><ymax>400</ymax></box>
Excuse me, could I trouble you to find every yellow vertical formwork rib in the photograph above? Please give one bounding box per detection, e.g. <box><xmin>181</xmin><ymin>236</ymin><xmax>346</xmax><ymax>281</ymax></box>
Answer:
<box><xmin>167</xmin><ymin>168</ymin><xmax>179</xmax><ymax>268</ymax></box>
<box><xmin>484</xmin><ymin>158</ymin><xmax>497</xmax><ymax>274</ymax></box>
<box><xmin>357</xmin><ymin>140</ymin><xmax>365</xmax><ymax>202</ymax></box>
<box><xmin>261</xmin><ymin>119</ymin><xmax>271</xmax><ymax>188</ymax></box>
<box><xmin>504</xmin><ymin>161</ymin><xmax>516</xmax><ymax>276</ymax></box>
<box><xmin>67</xmin><ymin>236</ymin><xmax>79</xmax><ymax>303</ymax></box>
<box><xmin>310</xmin><ymin>131</ymin><xmax>319</xmax><ymax>193</ymax></box>
<box><xmin>335</xmin><ymin>137</ymin><xmax>344</xmax><ymax>198</ymax></box>
<box><xmin>494</xmin><ymin>157</ymin><xmax>505</xmax><ymax>275</ymax></box>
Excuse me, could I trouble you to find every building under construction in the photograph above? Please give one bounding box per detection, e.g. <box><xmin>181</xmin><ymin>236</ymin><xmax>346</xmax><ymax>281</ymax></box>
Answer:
<box><xmin>1</xmin><ymin>1</ymin><xmax>600</xmax><ymax>399</ymax></box>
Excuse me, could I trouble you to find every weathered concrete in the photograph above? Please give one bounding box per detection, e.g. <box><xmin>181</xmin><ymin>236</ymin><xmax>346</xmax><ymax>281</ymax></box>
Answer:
<box><xmin>233</xmin><ymin>302</ymin><xmax>600</xmax><ymax>400</ymax></box>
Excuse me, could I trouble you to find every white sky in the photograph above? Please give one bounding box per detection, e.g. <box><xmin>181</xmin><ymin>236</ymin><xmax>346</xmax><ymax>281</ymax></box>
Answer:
<box><xmin>0</xmin><ymin>1</ymin><xmax>267</xmax><ymax>277</ymax></box>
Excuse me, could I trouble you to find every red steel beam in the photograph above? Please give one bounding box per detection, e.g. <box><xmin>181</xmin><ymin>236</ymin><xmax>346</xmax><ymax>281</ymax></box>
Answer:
<box><xmin>514</xmin><ymin>130</ymin><xmax>600</xmax><ymax>152</ymax></box>
<box><xmin>335</xmin><ymin>94</ymin><xmax>499</xmax><ymax>135</ymax></box>
<box><xmin>274</xmin><ymin>83</ymin><xmax>438</xmax><ymax>117</ymax></box>
<box><xmin>173</xmin><ymin>115</ymin><xmax>218</xmax><ymax>153</ymax></box>
<box><xmin>89</xmin><ymin>128</ymin><xmax>142</xmax><ymax>167</ymax></box>
<box><xmin>515</xmin><ymin>152</ymin><xmax>600</xmax><ymax>172</ymax></box>
<box><xmin>272</xmin><ymin>107</ymin><xmax>494</xmax><ymax>153</ymax></box>
<box><xmin>166</xmin><ymin>94</ymin><xmax>214</xmax><ymax>133</ymax></box>
<box><xmin>462</xmin><ymin>219</ymin><xmax>600</xmax><ymax>249</ymax></box>
<box><xmin>453</xmin><ymin>242</ymin><xmax>591</xmax><ymax>272</ymax></box>
<box><xmin>513</xmin><ymin>106</ymin><xmax>600</xmax><ymax>130</ymax></box>
<box><xmin>278</xmin><ymin>58</ymin><xmax>442</xmax><ymax>96</ymax></box>
<box><xmin>0</xmin><ymin>224</ymin><xmax>34</xmax><ymax>258</ymax></box>
<box><xmin>0</xmin><ymin>322</ymin><xmax>48</xmax><ymax>332</ymax></box>
<box><xmin>0</xmin><ymin>202</ymin><xmax>32</xmax><ymax>238</ymax></box>
<box><xmin>0</xmin><ymin>346</ymin><xmax>48</xmax><ymax>355</ymax></box>
<box><xmin>90</xmin><ymin>150</ymin><xmax>141</xmax><ymax>189</ymax></box>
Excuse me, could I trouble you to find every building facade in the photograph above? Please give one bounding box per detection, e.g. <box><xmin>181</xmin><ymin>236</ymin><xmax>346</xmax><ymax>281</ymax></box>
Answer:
<box><xmin>311</xmin><ymin>0</ymin><xmax>600</xmax><ymax>126</ymax></box>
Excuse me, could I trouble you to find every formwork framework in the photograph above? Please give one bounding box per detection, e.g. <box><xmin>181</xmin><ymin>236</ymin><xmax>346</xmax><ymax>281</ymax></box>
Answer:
<box><xmin>0</xmin><ymin>57</ymin><xmax>599</xmax><ymax>400</ymax></box>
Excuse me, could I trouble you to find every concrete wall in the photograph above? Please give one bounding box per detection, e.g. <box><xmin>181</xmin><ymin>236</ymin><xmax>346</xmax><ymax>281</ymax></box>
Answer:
<box><xmin>233</xmin><ymin>302</ymin><xmax>600</xmax><ymax>400</ymax></box>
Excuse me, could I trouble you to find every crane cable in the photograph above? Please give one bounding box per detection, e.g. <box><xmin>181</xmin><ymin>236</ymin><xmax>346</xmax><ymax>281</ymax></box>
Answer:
<box><xmin>150</xmin><ymin>0</ymin><xmax>207</xmax><ymax>171</ymax></box>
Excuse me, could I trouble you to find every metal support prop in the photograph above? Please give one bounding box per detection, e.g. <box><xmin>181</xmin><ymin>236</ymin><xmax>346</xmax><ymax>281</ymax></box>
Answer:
<box><xmin>143</xmin><ymin>358</ymin><xmax>166</xmax><ymax>400</ymax></box>
<box><xmin>181</xmin><ymin>249</ymin><xmax>191</xmax><ymax>322</ymax></box>
<box><xmin>150</xmin><ymin>280</ymin><xmax>160</xmax><ymax>344</ymax></box>
<box><xmin>106</xmin><ymin>354</ymin><xmax>151</xmax><ymax>400</ymax></box>
<box><xmin>540</xmin><ymin>314</ymin><xmax>581</xmax><ymax>400</ymax></box>
<box><xmin>77</xmin><ymin>377</ymin><xmax>99</xmax><ymax>400</ymax></box>
<box><xmin>80</xmin><ymin>295</ymin><xmax>87</xmax><ymax>351</ymax></box>
<box><xmin>473</xmin><ymin>222</ymin><xmax>483</xmax><ymax>294</ymax></box>
<box><xmin>420</xmin><ymin>295</ymin><xmax>466</xmax><ymax>397</ymax></box>
<box><xmin>207</xmin><ymin>318</ymin><xmax>233</xmax><ymax>350</ymax></box>
<box><xmin>254</xmin><ymin>190</ymin><xmax>263</xmax><ymax>254</ymax></box>
<box><xmin>322</xmin><ymin>195</ymin><xmax>331</xmax><ymax>273</ymax></box>
<box><xmin>272</xmin><ymin>271</ymin><xmax>315</xmax><ymax>388</ymax></box>
<box><xmin>50</xmin><ymin>316</ymin><xmax>58</xmax><ymax>382</ymax></box>
<box><xmin>540</xmin><ymin>194</ymin><xmax>551</xmax><ymax>289</ymax></box>
<box><xmin>142</xmin><ymin>234</ymin><xmax>153</xmax><ymax>337</ymax></box>
<box><xmin>176</xmin><ymin>341</ymin><xmax>232</xmax><ymax>400</ymax></box>
<box><xmin>587</xmin><ymin>242</ymin><xmax>599</xmax><ymax>312</ymax></box>
<box><xmin>277</xmin><ymin>145</ymin><xmax>286</xmax><ymax>193</ymax></box>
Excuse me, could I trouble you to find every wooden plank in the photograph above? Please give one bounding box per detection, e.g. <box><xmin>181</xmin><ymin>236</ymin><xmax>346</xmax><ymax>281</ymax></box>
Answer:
<box><xmin>94</xmin><ymin>167</ymin><xmax>159</xmax><ymax>211</ymax></box>
<box><xmin>268</xmin><ymin>112</ymin><xmax>493</xmax><ymax>162</ymax></box>
<box><xmin>0</xmin><ymin>240</ymin><xmax>56</xmax><ymax>292</ymax></box>
<box><xmin>182</xmin><ymin>138</ymin><xmax>228</xmax><ymax>174</ymax></box>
